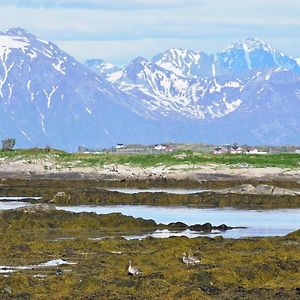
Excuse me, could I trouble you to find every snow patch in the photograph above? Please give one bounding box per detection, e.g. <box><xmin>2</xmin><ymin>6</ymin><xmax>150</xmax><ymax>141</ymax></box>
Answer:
<box><xmin>224</xmin><ymin>81</ymin><xmax>241</xmax><ymax>88</ymax></box>
<box><xmin>43</xmin><ymin>86</ymin><xmax>58</xmax><ymax>108</ymax></box>
<box><xmin>52</xmin><ymin>60</ymin><xmax>66</xmax><ymax>75</ymax></box>
<box><xmin>108</xmin><ymin>70</ymin><xmax>123</xmax><ymax>83</ymax></box>
<box><xmin>27</xmin><ymin>50</ymin><xmax>37</xmax><ymax>60</ymax></box>
<box><xmin>224</xmin><ymin>99</ymin><xmax>242</xmax><ymax>114</ymax></box>
<box><xmin>0</xmin><ymin>59</ymin><xmax>14</xmax><ymax>97</ymax></box>
<box><xmin>7</xmin><ymin>83</ymin><xmax>14</xmax><ymax>100</ymax></box>
<box><xmin>85</xmin><ymin>107</ymin><xmax>92</xmax><ymax>114</ymax></box>
<box><xmin>0</xmin><ymin>35</ymin><xmax>29</xmax><ymax>59</ymax></box>
<box><xmin>242</xmin><ymin>42</ymin><xmax>252</xmax><ymax>70</ymax></box>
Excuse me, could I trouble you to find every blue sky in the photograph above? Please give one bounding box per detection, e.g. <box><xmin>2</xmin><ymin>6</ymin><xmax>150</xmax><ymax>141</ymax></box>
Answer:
<box><xmin>1</xmin><ymin>0</ymin><xmax>300</xmax><ymax>66</ymax></box>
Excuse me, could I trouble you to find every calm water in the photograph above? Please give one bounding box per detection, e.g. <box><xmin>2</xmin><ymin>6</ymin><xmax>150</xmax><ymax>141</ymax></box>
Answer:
<box><xmin>105</xmin><ymin>188</ymin><xmax>210</xmax><ymax>194</ymax></box>
<box><xmin>0</xmin><ymin>197</ymin><xmax>42</xmax><ymax>201</ymax></box>
<box><xmin>56</xmin><ymin>205</ymin><xmax>300</xmax><ymax>239</ymax></box>
<box><xmin>0</xmin><ymin>201</ymin><xmax>29</xmax><ymax>210</ymax></box>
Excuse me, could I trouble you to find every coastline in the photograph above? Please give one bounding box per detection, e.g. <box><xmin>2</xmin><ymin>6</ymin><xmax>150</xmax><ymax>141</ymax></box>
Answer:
<box><xmin>1</xmin><ymin>159</ymin><xmax>300</xmax><ymax>183</ymax></box>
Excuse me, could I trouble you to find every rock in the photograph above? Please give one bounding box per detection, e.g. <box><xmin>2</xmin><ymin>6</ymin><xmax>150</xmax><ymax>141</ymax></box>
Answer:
<box><xmin>16</xmin><ymin>203</ymin><xmax>55</xmax><ymax>213</ymax></box>
<box><xmin>215</xmin><ymin>224</ymin><xmax>229</xmax><ymax>231</ymax></box>
<box><xmin>189</xmin><ymin>223</ymin><xmax>213</xmax><ymax>232</ymax></box>
<box><xmin>167</xmin><ymin>222</ymin><xmax>188</xmax><ymax>229</ymax></box>
<box><xmin>50</xmin><ymin>191</ymin><xmax>71</xmax><ymax>203</ymax></box>
<box><xmin>220</xmin><ymin>184</ymin><xmax>300</xmax><ymax>196</ymax></box>
<box><xmin>200</xmin><ymin>286</ymin><xmax>220</xmax><ymax>295</ymax></box>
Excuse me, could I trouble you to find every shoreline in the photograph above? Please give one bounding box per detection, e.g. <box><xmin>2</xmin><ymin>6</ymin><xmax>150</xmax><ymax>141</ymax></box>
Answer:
<box><xmin>1</xmin><ymin>162</ymin><xmax>300</xmax><ymax>183</ymax></box>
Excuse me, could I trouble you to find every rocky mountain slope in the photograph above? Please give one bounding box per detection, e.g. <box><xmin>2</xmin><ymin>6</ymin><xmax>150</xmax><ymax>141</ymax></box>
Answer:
<box><xmin>87</xmin><ymin>38</ymin><xmax>300</xmax><ymax>145</ymax></box>
<box><xmin>0</xmin><ymin>28</ymin><xmax>181</xmax><ymax>150</ymax></box>
<box><xmin>0</xmin><ymin>28</ymin><xmax>299</xmax><ymax>150</ymax></box>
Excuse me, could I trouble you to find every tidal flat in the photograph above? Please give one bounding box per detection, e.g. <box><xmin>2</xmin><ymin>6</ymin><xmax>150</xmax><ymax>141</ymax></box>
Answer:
<box><xmin>0</xmin><ymin>151</ymin><xmax>299</xmax><ymax>299</ymax></box>
<box><xmin>0</xmin><ymin>207</ymin><xmax>299</xmax><ymax>299</ymax></box>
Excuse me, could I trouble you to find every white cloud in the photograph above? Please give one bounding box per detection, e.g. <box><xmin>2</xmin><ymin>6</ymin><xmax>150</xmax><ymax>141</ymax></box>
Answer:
<box><xmin>56</xmin><ymin>37</ymin><xmax>300</xmax><ymax>67</ymax></box>
<box><xmin>0</xmin><ymin>0</ymin><xmax>201</xmax><ymax>10</ymax></box>
<box><xmin>0</xmin><ymin>1</ymin><xmax>300</xmax><ymax>63</ymax></box>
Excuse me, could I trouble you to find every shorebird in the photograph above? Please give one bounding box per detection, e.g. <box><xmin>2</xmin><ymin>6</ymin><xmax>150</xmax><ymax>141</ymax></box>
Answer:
<box><xmin>128</xmin><ymin>261</ymin><xmax>142</xmax><ymax>276</ymax></box>
<box><xmin>56</xmin><ymin>267</ymin><xmax>63</xmax><ymax>275</ymax></box>
<box><xmin>182</xmin><ymin>252</ymin><xmax>195</xmax><ymax>266</ymax></box>
<box><xmin>188</xmin><ymin>253</ymin><xmax>200</xmax><ymax>264</ymax></box>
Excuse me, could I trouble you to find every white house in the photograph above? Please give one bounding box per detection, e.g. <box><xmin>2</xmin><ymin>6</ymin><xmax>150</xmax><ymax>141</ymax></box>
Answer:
<box><xmin>212</xmin><ymin>147</ymin><xmax>226</xmax><ymax>154</ymax></box>
<box><xmin>154</xmin><ymin>144</ymin><xmax>167</xmax><ymax>151</ymax></box>
<box><xmin>116</xmin><ymin>144</ymin><xmax>125</xmax><ymax>149</ymax></box>
<box><xmin>244</xmin><ymin>148</ymin><xmax>259</xmax><ymax>154</ymax></box>
<box><xmin>230</xmin><ymin>146</ymin><xmax>243</xmax><ymax>154</ymax></box>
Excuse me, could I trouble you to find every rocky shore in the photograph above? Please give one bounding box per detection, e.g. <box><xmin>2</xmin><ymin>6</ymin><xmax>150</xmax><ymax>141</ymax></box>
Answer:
<box><xmin>1</xmin><ymin>156</ymin><xmax>300</xmax><ymax>183</ymax></box>
<box><xmin>0</xmin><ymin>207</ymin><xmax>298</xmax><ymax>299</ymax></box>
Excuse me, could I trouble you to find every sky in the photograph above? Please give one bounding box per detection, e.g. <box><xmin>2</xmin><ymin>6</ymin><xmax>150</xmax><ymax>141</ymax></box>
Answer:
<box><xmin>0</xmin><ymin>0</ymin><xmax>300</xmax><ymax>66</ymax></box>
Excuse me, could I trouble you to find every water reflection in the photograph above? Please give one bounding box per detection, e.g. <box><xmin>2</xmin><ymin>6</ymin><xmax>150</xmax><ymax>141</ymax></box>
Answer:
<box><xmin>0</xmin><ymin>201</ymin><xmax>30</xmax><ymax>210</ymax></box>
<box><xmin>105</xmin><ymin>188</ymin><xmax>210</xmax><ymax>194</ymax></box>
<box><xmin>57</xmin><ymin>205</ymin><xmax>300</xmax><ymax>238</ymax></box>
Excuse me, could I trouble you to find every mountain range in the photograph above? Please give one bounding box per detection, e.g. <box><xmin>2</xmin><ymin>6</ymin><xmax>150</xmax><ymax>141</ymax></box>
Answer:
<box><xmin>0</xmin><ymin>28</ymin><xmax>300</xmax><ymax>150</ymax></box>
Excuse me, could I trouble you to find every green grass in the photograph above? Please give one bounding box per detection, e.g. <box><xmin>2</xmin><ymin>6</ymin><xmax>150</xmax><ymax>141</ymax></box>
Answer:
<box><xmin>0</xmin><ymin>149</ymin><xmax>299</xmax><ymax>168</ymax></box>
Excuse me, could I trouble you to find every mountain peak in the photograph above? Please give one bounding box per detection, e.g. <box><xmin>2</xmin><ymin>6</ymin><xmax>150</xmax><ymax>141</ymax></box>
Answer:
<box><xmin>84</xmin><ymin>59</ymin><xmax>120</xmax><ymax>77</ymax></box>
<box><xmin>224</xmin><ymin>37</ymin><xmax>274</xmax><ymax>53</ymax></box>
<box><xmin>4</xmin><ymin>27</ymin><xmax>34</xmax><ymax>38</ymax></box>
<box><xmin>131</xmin><ymin>56</ymin><xmax>148</xmax><ymax>65</ymax></box>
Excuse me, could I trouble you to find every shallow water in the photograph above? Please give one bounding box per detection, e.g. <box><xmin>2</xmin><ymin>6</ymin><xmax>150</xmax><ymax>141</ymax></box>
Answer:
<box><xmin>0</xmin><ymin>259</ymin><xmax>76</xmax><ymax>274</ymax></box>
<box><xmin>56</xmin><ymin>205</ymin><xmax>300</xmax><ymax>238</ymax></box>
<box><xmin>0</xmin><ymin>201</ymin><xmax>30</xmax><ymax>210</ymax></box>
<box><xmin>0</xmin><ymin>197</ymin><xmax>42</xmax><ymax>201</ymax></box>
<box><xmin>105</xmin><ymin>187</ymin><xmax>210</xmax><ymax>194</ymax></box>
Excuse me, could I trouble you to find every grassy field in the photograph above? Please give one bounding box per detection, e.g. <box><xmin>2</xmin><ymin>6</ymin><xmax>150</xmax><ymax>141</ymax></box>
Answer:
<box><xmin>0</xmin><ymin>148</ymin><xmax>300</xmax><ymax>169</ymax></box>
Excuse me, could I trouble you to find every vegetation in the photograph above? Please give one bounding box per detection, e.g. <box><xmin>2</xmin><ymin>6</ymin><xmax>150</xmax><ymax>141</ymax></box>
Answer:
<box><xmin>0</xmin><ymin>148</ymin><xmax>300</xmax><ymax>169</ymax></box>
<box><xmin>0</xmin><ymin>209</ymin><xmax>299</xmax><ymax>299</ymax></box>
<box><xmin>1</xmin><ymin>139</ymin><xmax>16</xmax><ymax>151</ymax></box>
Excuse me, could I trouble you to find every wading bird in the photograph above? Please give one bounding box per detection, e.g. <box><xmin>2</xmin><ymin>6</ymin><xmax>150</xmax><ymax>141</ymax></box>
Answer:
<box><xmin>128</xmin><ymin>261</ymin><xmax>142</xmax><ymax>276</ymax></box>
<box><xmin>182</xmin><ymin>252</ymin><xmax>196</xmax><ymax>266</ymax></box>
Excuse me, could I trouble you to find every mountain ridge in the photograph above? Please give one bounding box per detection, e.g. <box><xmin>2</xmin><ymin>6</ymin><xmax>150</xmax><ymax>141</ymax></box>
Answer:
<box><xmin>0</xmin><ymin>28</ymin><xmax>299</xmax><ymax>149</ymax></box>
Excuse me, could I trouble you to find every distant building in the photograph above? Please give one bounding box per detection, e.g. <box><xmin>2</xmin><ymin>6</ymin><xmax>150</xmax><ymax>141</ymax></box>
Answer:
<box><xmin>230</xmin><ymin>146</ymin><xmax>243</xmax><ymax>154</ymax></box>
<box><xmin>244</xmin><ymin>148</ymin><xmax>259</xmax><ymax>154</ymax></box>
<box><xmin>212</xmin><ymin>145</ymin><xmax>243</xmax><ymax>154</ymax></box>
<box><xmin>154</xmin><ymin>144</ymin><xmax>167</xmax><ymax>151</ymax></box>
<box><xmin>115</xmin><ymin>144</ymin><xmax>125</xmax><ymax>149</ymax></box>
<box><xmin>295</xmin><ymin>150</ymin><xmax>300</xmax><ymax>154</ymax></box>
<box><xmin>212</xmin><ymin>147</ymin><xmax>227</xmax><ymax>154</ymax></box>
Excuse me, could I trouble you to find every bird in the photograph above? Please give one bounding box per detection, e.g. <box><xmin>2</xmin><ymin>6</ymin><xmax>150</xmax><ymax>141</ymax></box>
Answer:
<box><xmin>56</xmin><ymin>267</ymin><xmax>63</xmax><ymax>275</ymax></box>
<box><xmin>188</xmin><ymin>253</ymin><xmax>201</xmax><ymax>264</ymax></box>
<box><xmin>182</xmin><ymin>252</ymin><xmax>195</xmax><ymax>266</ymax></box>
<box><xmin>128</xmin><ymin>261</ymin><xmax>142</xmax><ymax>276</ymax></box>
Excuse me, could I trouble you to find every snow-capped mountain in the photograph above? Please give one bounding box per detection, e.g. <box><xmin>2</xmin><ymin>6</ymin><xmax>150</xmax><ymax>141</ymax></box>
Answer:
<box><xmin>0</xmin><ymin>28</ymin><xmax>299</xmax><ymax>149</ymax></box>
<box><xmin>215</xmin><ymin>38</ymin><xmax>300</xmax><ymax>76</ymax></box>
<box><xmin>91</xmin><ymin>38</ymin><xmax>300</xmax><ymax>120</ymax></box>
<box><xmin>152</xmin><ymin>48</ymin><xmax>213</xmax><ymax>79</ymax></box>
<box><xmin>0</xmin><ymin>28</ymin><xmax>179</xmax><ymax>150</ymax></box>
<box><xmin>84</xmin><ymin>38</ymin><xmax>300</xmax><ymax>145</ymax></box>
<box><xmin>102</xmin><ymin>55</ymin><xmax>243</xmax><ymax>119</ymax></box>
<box><xmin>85</xmin><ymin>59</ymin><xmax>121</xmax><ymax>78</ymax></box>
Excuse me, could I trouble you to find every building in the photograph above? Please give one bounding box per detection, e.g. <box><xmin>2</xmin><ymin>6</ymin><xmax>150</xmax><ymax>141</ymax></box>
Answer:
<box><xmin>212</xmin><ymin>146</ymin><xmax>227</xmax><ymax>154</ymax></box>
<box><xmin>230</xmin><ymin>146</ymin><xmax>243</xmax><ymax>154</ymax></box>
<box><xmin>115</xmin><ymin>144</ymin><xmax>125</xmax><ymax>149</ymax></box>
<box><xmin>244</xmin><ymin>148</ymin><xmax>259</xmax><ymax>154</ymax></box>
<box><xmin>154</xmin><ymin>144</ymin><xmax>167</xmax><ymax>151</ymax></box>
